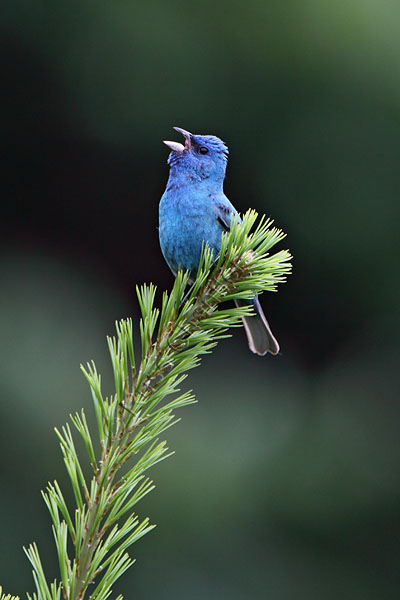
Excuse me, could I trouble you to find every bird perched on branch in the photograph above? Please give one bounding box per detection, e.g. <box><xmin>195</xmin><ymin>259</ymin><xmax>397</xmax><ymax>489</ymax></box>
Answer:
<box><xmin>159</xmin><ymin>126</ymin><xmax>279</xmax><ymax>356</ymax></box>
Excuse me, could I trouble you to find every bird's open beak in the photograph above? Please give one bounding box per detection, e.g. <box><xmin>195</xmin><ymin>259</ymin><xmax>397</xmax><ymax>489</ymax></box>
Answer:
<box><xmin>163</xmin><ymin>126</ymin><xmax>192</xmax><ymax>152</ymax></box>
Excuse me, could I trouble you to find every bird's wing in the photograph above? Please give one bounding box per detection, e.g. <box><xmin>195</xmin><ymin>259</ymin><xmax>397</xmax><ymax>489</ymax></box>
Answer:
<box><xmin>213</xmin><ymin>198</ymin><xmax>241</xmax><ymax>232</ymax></box>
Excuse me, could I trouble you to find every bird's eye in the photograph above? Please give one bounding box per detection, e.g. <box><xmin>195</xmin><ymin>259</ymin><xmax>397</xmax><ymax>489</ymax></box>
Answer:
<box><xmin>199</xmin><ymin>146</ymin><xmax>209</xmax><ymax>155</ymax></box>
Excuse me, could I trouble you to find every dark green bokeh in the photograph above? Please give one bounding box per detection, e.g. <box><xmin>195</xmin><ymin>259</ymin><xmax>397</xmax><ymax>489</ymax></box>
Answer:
<box><xmin>1</xmin><ymin>1</ymin><xmax>400</xmax><ymax>598</ymax></box>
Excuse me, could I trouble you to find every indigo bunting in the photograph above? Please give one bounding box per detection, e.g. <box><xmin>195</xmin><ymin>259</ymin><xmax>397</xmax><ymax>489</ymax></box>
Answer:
<box><xmin>159</xmin><ymin>127</ymin><xmax>279</xmax><ymax>356</ymax></box>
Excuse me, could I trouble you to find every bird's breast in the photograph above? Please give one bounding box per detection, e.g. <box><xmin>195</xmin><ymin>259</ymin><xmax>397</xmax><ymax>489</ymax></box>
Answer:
<box><xmin>159</xmin><ymin>190</ymin><xmax>224</xmax><ymax>277</ymax></box>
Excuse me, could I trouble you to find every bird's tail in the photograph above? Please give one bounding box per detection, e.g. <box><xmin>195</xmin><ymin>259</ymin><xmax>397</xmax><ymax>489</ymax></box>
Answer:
<box><xmin>234</xmin><ymin>296</ymin><xmax>280</xmax><ymax>356</ymax></box>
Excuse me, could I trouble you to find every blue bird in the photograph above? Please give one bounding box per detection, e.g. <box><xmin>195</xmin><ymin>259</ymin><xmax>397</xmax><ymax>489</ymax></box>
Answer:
<box><xmin>159</xmin><ymin>127</ymin><xmax>279</xmax><ymax>356</ymax></box>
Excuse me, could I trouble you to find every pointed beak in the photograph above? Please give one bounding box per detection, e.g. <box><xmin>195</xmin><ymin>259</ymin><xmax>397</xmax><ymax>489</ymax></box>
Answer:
<box><xmin>163</xmin><ymin>140</ymin><xmax>185</xmax><ymax>152</ymax></box>
<box><xmin>162</xmin><ymin>126</ymin><xmax>192</xmax><ymax>153</ymax></box>
<box><xmin>173</xmin><ymin>127</ymin><xmax>192</xmax><ymax>149</ymax></box>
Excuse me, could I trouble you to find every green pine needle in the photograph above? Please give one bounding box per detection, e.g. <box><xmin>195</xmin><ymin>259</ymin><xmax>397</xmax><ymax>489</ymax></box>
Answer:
<box><xmin>22</xmin><ymin>210</ymin><xmax>291</xmax><ymax>600</ymax></box>
<box><xmin>0</xmin><ymin>587</ymin><xmax>21</xmax><ymax>600</ymax></box>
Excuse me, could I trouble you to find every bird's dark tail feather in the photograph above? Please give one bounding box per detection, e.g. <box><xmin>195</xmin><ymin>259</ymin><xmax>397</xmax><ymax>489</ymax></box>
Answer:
<box><xmin>234</xmin><ymin>296</ymin><xmax>280</xmax><ymax>356</ymax></box>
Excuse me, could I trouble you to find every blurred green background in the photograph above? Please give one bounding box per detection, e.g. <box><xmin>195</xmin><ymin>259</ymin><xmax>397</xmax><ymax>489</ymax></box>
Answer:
<box><xmin>1</xmin><ymin>1</ymin><xmax>400</xmax><ymax>598</ymax></box>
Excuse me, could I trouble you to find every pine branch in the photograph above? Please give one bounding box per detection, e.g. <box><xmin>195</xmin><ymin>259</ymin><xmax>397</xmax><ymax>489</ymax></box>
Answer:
<box><xmin>22</xmin><ymin>210</ymin><xmax>292</xmax><ymax>600</ymax></box>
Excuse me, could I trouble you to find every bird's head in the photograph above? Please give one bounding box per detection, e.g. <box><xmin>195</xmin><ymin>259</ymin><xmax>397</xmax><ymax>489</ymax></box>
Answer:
<box><xmin>163</xmin><ymin>127</ymin><xmax>229</xmax><ymax>183</ymax></box>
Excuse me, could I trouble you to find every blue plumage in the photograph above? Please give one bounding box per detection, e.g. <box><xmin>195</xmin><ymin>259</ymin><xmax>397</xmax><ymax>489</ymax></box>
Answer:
<box><xmin>159</xmin><ymin>127</ymin><xmax>279</xmax><ymax>356</ymax></box>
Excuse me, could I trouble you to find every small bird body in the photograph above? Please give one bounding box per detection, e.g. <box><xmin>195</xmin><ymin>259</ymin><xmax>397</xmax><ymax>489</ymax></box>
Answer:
<box><xmin>159</xmin><ymin>127</ymin><xmax>279</xmax><ymax>356</ymax></box>
<box><xmin>160</xmin><ymin>185</ymin><xmax>236</xmax><ymax>278</ymax></box>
